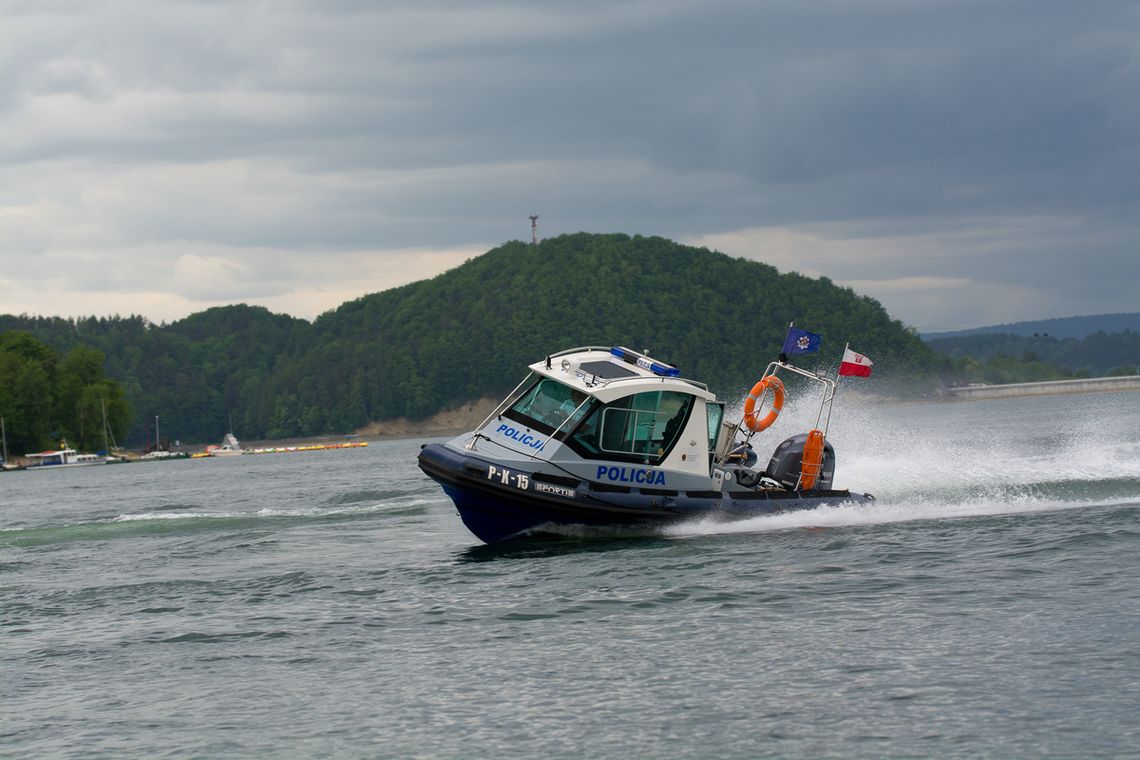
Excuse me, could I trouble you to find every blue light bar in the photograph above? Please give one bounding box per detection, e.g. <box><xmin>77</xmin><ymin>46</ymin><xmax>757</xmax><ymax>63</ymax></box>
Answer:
<box><xmin>609</xmin><ymin>346</ymin><xmax>681</xmax><ymax>377</ymax></box>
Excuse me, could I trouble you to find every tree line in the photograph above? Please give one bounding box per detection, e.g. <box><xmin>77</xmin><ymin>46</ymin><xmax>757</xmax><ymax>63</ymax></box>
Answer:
<box><xmin>0</xmin><ymin>332</ymin><xmax>131</xmax><ymax>455</ymax></box>
<box><xmin>926</xmin><ymin>330</ymin><xmax>1140</xmax><ymax>380</ymax></box>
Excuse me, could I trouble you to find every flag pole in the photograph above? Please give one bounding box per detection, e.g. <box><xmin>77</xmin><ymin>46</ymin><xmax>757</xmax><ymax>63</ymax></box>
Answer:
<box><xmin>779</xmin><ymin>321</ymin><xmax>794</xmax><ymax>366</ymax></box>
<box><xmin>819</xmin><ymin>342</ymin><xmax>849</xmax><ymax>436</ymax></box>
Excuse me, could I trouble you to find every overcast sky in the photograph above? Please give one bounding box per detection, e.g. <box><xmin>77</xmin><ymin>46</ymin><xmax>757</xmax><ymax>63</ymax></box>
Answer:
<box><xmin>2</xmin><ymin>1</ymin><xmax>1137</xmax><ymax>332</ymax></box>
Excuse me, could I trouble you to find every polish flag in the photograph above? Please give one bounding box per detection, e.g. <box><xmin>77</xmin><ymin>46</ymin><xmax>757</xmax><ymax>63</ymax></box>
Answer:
<box><xmin>839</xmin><ymin>347</ymin><xmax>874</xmax><ymax>377</ymax></box>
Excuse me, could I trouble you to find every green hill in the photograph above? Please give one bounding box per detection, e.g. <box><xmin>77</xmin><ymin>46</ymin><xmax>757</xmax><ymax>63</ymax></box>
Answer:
<box><xmin>1</xmin><ymin>233</ymin><xmax>935</xmax><ymax>445</ymax></box>
<box><xmin>923</xmin><ymin>312</ymin><xmax>1140</xmax><ymax>340</ymax></box>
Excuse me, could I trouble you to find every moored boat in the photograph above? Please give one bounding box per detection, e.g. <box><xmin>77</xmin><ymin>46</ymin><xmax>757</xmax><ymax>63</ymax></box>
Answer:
<box><xmin>207</xmin><ymin>432</ymin><xmax>244</xmax><ymax>457</ymax></box>
<box><xmin>419</xmin><ymin>341</ymin><xmax>875</xmax><ymax>544</ymax></box>
<box><xmin>139</xmin><ymin>449</ymin><xmax>189</xmax><ymax>461</ymax></box>
<box><xmin>139</xmin><ymin>414</ymin><xmax>189</xmax><ymax>460</ymax></box>
<box><xmin>25</xmin><ymin>441</ymin><xmax>111</xmax><ymax>469</ymax></box>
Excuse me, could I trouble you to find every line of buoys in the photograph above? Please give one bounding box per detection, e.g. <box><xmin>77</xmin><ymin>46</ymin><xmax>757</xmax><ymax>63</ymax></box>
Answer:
<box><xmin>243</xmin><ymin>441</ymin><xmax>369</xmax><ymax>455</ymax></box>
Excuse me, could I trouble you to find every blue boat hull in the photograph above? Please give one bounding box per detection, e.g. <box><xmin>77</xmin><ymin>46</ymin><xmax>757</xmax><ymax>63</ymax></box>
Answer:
<box><xmin>418</xmin><ymin>443</ymin><xmax>874</xmax><ymax>544</ymax></box>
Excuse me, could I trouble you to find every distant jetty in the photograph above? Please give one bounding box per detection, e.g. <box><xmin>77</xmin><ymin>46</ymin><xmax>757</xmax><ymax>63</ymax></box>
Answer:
<box><xmin>947</xmin><ymin>375</ymin><xmax>1140</xmax><ymax>400</ymax></box>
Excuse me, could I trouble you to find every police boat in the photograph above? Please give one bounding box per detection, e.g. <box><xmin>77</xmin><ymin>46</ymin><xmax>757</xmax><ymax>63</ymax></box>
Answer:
<box><xmin>418</xmin><ymin>345</ymin><xmax>874</xmax><ymax>544</ymax></box>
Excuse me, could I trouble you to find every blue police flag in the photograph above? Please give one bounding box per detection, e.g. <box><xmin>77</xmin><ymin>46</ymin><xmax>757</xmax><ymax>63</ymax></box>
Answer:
<box><xmin>782</xmin><ymin>326</ymin><xmax>822</xmax><ymax>354</ymax></box>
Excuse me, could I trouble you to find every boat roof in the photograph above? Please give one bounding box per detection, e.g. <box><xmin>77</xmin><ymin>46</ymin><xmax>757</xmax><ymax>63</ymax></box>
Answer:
<box><xmin>529</xmin><ymin>346</ymin><xmax>717</xmax><ymax>404</ymax></box>
<box><xmin>27</xmin><ymin>448</ymin><xmax>77</xmax><ymax>458</ymax></box>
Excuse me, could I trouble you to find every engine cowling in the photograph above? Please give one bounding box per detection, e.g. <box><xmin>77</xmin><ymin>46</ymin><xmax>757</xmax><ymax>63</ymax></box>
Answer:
<box><xmin>764</xmin><ymin>433</ymin><xmax>836</xmax><ymax>491</ymax></box>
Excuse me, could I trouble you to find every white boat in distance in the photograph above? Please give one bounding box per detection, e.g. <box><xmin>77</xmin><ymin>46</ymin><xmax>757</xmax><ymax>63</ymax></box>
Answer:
<box><xmin>139</xmin><ymin>449</ymin><xmax>188</xmax><ymax>461</ymax></box>
<box><xmin>207</xmin><ymin>433</ymin><xmax>244</xmax><ymax>457</ymax></box>
<box><xmin>26</xmin><ymin>443</ymin><xmax>110</xmax><ymax>469</ymax></box>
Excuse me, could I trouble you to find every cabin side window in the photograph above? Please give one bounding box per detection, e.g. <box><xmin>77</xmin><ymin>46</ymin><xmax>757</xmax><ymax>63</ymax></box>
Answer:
<box><xmin>502</xmin><ymin>378</ymin><xmax>592</xmax><ymax>435</ymax></box>
<box><xmin>706</xmin><ymin>402</ymin><xmax>724</xmax><ymax>450</ymax></box>
<box><xmin>568</xmin><ymin>390</ymin><xmax>693</xmax><ymax>464</ymax></box>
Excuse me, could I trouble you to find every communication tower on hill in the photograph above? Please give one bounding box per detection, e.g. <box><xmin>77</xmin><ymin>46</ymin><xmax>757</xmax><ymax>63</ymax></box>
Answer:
<box><xmin>529</xmin><ymin>215</ymin><xmax>539</xmax><ymax>245</ymax></box>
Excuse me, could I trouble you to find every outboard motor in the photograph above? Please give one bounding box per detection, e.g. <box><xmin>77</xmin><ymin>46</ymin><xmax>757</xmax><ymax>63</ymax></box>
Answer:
<box><xmin>764</xmin><ymin>433</ymin><xmax>836</xmax><ymax>490</ymax></box>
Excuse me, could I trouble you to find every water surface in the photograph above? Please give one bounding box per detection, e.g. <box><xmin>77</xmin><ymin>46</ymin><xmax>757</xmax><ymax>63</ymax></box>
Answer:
<box><xmin>3</xmin><ymin>392</ymin><xmax>1138</xmax><ymax>758</ymax></box>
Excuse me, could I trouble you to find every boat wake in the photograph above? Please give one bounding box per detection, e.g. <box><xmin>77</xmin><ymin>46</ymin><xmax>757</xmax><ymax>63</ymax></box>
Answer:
<box><xmin>667</xmin><ymin>393</ymin><xmax>1140</xmax><ymax>540</ymax></box>
<box><xmin>665</xmin><ymin>492</ymin><xmax>1138</xmax><ymax>539</ymax></box>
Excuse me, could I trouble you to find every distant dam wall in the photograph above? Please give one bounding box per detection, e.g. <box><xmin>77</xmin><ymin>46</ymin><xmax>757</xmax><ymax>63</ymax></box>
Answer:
<box><xmin>947</xmin><ymin>375</ymin><xmax>1140</xmax><ymax>400</ymax></box>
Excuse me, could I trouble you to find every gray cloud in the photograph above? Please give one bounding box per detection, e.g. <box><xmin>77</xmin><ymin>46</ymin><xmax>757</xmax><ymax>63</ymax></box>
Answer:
<box><xmin>1</xmin><ymin>0</ymin><xmax>1136</xmax><ymax>330</ymax></box>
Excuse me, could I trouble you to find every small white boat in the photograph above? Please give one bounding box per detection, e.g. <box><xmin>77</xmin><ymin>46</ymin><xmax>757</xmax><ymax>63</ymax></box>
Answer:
<box><xmin>139</xmin><ymin>449</ymin><xmax>187</xmax><ymax>461</ymax></box>
<box><xmin>207</xmin><ymin>433</ymin><xmax>244</xmax><ymax>457</ymax></box>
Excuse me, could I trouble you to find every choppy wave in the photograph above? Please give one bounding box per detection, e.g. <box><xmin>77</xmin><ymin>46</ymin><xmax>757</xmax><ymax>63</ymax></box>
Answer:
<box><xmin>0</xmin><ymin>497</ymin><xmax>437</xmax><ymax>547</ymax></box>
<box><xmin>114</xmin><ymin>496</ymin><xmax>435</xmax><ymax>522</ymax></box>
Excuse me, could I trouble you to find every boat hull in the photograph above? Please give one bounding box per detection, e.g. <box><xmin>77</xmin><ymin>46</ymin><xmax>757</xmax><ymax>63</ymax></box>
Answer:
<box><xmin>418</xmin><ymin>443</ymin><xmax>874</xmax><ymax>544</ymax></box>
<box><xmin>26</xmin><ymin>461</ymin><xmax>108</xmax><ymax>469</ymax></box>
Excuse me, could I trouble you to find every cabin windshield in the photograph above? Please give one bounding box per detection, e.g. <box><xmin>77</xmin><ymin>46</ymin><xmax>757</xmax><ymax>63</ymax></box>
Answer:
<box><xmin>502</xmin><ymin>377</ymin><xmax>592</xmax><ymax>435</ymax></box>
<box><xmin>568</xmin><ymin>390</ymin><xmax>694</xmax><ymax>464</ymax></box>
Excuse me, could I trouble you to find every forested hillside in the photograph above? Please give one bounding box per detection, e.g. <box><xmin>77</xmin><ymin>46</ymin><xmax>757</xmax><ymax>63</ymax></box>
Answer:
<box><xmin>0</xmin><ymin>306</ymin><xmax>315</xmax><ymax>448</ymax></box>
<box><xmin>2</xmin><ymin>233</ymin><xmax>935</xmax><ymax>446</ymax></box>
<box><xmin>927</xmin><ymin>331</ymin><xmax>1140</xmax><ymax>377</ymax></box>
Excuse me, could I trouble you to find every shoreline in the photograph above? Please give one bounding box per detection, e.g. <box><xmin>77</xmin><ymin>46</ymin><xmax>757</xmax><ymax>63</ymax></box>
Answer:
<box><xmin>945</xmin><ymin>374</ymin><xmax>1140</xmax><ymax>400</ymax></box>
<box><xmin>9</xmin><ymin>379</ymin><xmax>1138</xmax><ymax>465</ymax></box>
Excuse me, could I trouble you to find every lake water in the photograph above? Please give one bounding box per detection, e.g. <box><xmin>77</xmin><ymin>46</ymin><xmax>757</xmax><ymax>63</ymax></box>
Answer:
<box><xmin>3</xmin><ymin>391</ymin><xmax>1139</xmax><ymax>758</ymax></box>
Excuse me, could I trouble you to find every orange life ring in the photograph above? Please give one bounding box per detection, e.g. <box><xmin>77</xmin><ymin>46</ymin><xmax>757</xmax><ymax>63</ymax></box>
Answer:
<box><xmin>799</xmin><ymin>429</ymin><xmax>826</xmax><ymax>490</ymax></box>
<box><xmin>742</xmin><ymin>376</ymin><xmax>785</xmax><ymax>432</ymax></box>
